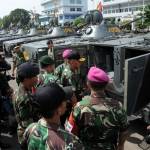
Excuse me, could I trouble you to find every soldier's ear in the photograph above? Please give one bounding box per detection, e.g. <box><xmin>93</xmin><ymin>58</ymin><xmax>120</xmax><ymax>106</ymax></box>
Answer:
<box><xmin>56</xmin><ymin>108</ymin><xmax>61</xmax><ymax>116</ymax></box>
<box><xmin>87</xmin><ymin>80</ymin><xmax>90</xmax><ymax>88</ymax></box>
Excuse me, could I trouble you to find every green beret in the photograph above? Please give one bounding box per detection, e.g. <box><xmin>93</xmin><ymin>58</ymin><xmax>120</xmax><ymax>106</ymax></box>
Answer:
<box><xmin>40</xmin><ymin>55</ymin><xmax>54</xmax><ymax>65</ymax></box>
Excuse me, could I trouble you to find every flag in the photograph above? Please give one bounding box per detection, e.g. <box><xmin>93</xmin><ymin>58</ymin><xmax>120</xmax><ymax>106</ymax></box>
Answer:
<box><xmin>97</xmin><ymin>1</ymin><xmax>103</xmax><ymax>12</ymax></box>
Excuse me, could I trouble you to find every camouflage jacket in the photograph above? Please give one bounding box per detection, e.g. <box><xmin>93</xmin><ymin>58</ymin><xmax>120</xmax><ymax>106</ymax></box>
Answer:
<box><xmin>23</xmin><ymin>118</ymin><xmax>84</xmax><ymax>150</ymax></box>
<box><xmin>13</xmin><ymin>52</ymin><xmax>26</xmax><ymax>68</ymax></box>
<box><xmin>66</xmin><ymin>95</ymin><xmax>128</xmax><ymax>150</ymax></box>
<box><xmin>55</xmin><ymin>63</ymin><xmax>68</xmax><ymax>79</ymax></box>
<box><xmin>60</xmin><ymin>65</ymin><xmax>83</xmax><ymax>92</ymax></box>
<box><xmin>13</xmin><ymin>83</ymin><xmax>39</xmax><ymax>144</ymax></box>
<box><xmin>38</xmin><ymin>72</ymin><xmax>60</xmax><ymax>86</ymax></box>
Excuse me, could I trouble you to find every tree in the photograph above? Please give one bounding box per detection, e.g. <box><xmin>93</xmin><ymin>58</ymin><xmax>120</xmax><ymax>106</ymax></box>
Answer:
<box><xmin>0</xmin><ymin>18</ymin><xmax>3</xmax><ymax>29</ymax></box>
<box><xmin>2</xmin><ymin>15</ymin><xmax>11</xmax><ymax>29</ymax></box>
<box><xmin>73</xmin><ymin>17</ymin><xmax>85</xmax><ymax>27</ymax></box>
<box><xmin>137</xmin><ymin>5</ymin><xmax>150</xmax><ymax>29</ymax></box>
<box><xmin>9</xmin><ymin>9</ymin><xmax>30</xmax><ymax>28</ymax></box>
<box><xmin>144</xmin><ymin>5</ymin><xmax>150</xmax><ymax>26</ymax></box>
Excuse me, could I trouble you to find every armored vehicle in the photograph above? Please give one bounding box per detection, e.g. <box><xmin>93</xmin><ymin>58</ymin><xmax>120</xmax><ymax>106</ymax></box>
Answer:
<box><xmin>0</xmin><ymin>28</ymin><xmax>40</xmax><ymax>52</ymax></box>
<box><xmin>21</xmin><ymin>10</ymin><xmax>150</xmax><ymax>118</ymax></box>
<box><xmin>3</xmin><ymin>26</ymin><xmax>76</xmax><ymax>55</ymax></box>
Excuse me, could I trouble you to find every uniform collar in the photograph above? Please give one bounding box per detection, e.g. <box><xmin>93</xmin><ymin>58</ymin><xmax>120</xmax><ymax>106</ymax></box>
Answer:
<box><xmin>90</xmin><ymin>91</ymin><xmax>106</xmax><ymax>105</ymax></box>
<box><xmin>39</xmin><ymin>118</ymin><xmax>60</xmax><ymax>131</ymax></box>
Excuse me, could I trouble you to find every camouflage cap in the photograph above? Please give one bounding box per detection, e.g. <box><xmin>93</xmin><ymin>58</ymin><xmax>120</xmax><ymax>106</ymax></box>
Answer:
<box><xmin>40</xmin><ymin>55</ymin><xmax>54</xmax><ymax>65</ymax></box>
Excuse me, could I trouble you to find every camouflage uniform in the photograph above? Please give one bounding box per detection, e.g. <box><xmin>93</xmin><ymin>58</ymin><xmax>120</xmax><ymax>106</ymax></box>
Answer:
<box><xmin>13</xmin><ymin>83</ymin><xmax>39</xmax><ymax>144</ymax></box>
<box><xmin>23</xmin><ymin>118</ymin><xmax>84</xmax><ymax>150</ymax></box>
<box><xmin>55</xmin><ymin>63</ymin><xmax>68</xmax><ymax>79</ymax></box>
<box><xmin>13</xmin><ymin>51</ymin><xmax>26</xmax><ymax>68</ymax></box>
<box><xmin>38</xmin><ymin>72</ymin><xmax>60</xmax><ymax>86</ymax></box>
<box><xmin>13</xmin><ymin>51</ymin><xmax>26</xmax><ymax>84</ymax></box>
<box><xmin>60</xmin><ymin>65</ymin><xmax>83</xmax><ymax>96</ymax></box>
<box><xmin>66</xmin><ymin>95</ymin><xmax>128</xmax><ymax>150</ymax></box>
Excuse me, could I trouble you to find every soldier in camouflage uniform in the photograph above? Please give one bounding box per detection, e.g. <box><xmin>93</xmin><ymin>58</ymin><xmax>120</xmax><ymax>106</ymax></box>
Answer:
<box><xmin>12</xmin><ymin>45</ymin><xmax>26</xmax><ymax>85</ymax></box>
<box><xmin>23</xmin><ymin>83</ymin><xmax>84</xmax><ymax>150</ymax></box>
<box><xmin>55</xmin><ymin>49</ymin><xmax>72</xmax><ymax>79</ymax></box>
<box><xmin>66</xmin><ymin>66</ymin><xmax>128</xmax><ymax>150</ymax></box>
<box><xmin>13</xmin><ymin>62</ymin><xmax>39</xmax><ymax>145</ymax></box>
<box><xmin>60</xmin><ymin>50</ymin><xmax>85</xmax><ymax>100</ymax></box>
<box><xmin>38</xmin><ymin>55</ymin><xmax>60</xmax><ymax>86</ymax></box>
<box><xmin>12</xmin><ymin>45</ymin><xmax>26</xmax><ymax>77</ymax></box>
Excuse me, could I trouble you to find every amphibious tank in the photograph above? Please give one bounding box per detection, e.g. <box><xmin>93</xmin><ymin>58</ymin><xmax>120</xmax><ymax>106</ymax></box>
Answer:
<box><xmin>21</xmin><ymin>10</ymin><xmax>150</xmax><ymax>118</ymax></box>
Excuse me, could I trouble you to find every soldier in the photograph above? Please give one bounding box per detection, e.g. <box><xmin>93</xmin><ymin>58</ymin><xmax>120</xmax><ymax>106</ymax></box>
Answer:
<box><xmin>12</xmin><ymin>45</ymin><xmax>26</xmax><ymax>77</ymax></box>
<box><xmin>66</xmin><ymin>66</ymin><xmax>128</xmax><ymax>150</ymax></box>
<box><xmin>47</xmin><ymin>39</ymin><xmax>54</xmax><ymax>59</ymax></box>
<box><xmin>0</xmin><ymin>53</ymin><xmax>12</xmax><ymax>149</ymax></box>
<box><xmin>38</xmin><ymin>55</ymin><xmax>60</xmax><ymax>86</ymax></box>
<box><xmin>13</xmin><ymin>62</ymin><xmax>40</xmax><ymax>145</ymax></box>
<box><xmin>61</xmin><ymin>86</ymin><xmax>77</xmax><ymax>126</ymax></box>
<box><xmin>55</xmin><ymin>49</ymin><xmax>72</xmax><ymax>79</ymax></box>
<box><xmin>60</xmin><ymin>50</ymin><xmax>85</xmax><ymax>100</ymax></box>
<box><xmin>23</xmin><ymin>83</ymin><xmax>84</xmax><ymax>150</ymax></box>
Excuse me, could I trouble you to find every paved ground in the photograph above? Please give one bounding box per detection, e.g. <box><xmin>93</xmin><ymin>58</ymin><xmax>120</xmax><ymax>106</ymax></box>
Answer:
<box><xmin>1</xmin><ymin>58</ymin><xmax>150</xmax><ymax>150</ymax></box>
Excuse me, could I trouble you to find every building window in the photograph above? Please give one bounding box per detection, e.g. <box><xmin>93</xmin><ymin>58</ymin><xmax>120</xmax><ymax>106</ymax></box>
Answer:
<box><xmin>77</xmin><ymin>8</ymin><xmax>82</xmax><ymax>11</ymax></box>
<box><xmin>70</xmin><ymin>8</ymin><xmax>75</xmax><ymax>11</ymax></box>
<box><xmin>103</xmin><ymin>10</ymin><xmax>107</xmax><ymax>14</ymax></box>
<box><xmin>70</xmin><ymin>15</ymin><xmax>76</xmax><ymax>19</ymax></box>
<box><xmin>120</xmin><ymin>9</ymin><xmax>124</xmax><ymax>12</ymax></box>
<box><xmin>70</xmin><ymin>0</ymin><xmax>75</xmax><ymax>4</ymax></box>
<box><xmin>116</xmin><ymin>9</ymin><xmax>119</xmax><ymax>13</ymax></box>
<box><xmin>59</xmin><ymin>15</ymin><xmax>63</xmax><ymax>20</ymax></box>
<box><xmin>108</xmin><ymin>10</ymin><xmax>111</xmax><ymax>14</ymax></box>
<box><xmin>125</xmin><ymin>8</ymin><xmax>128</xmax><ymax>12</ymax></box>
<box><xmin>76</xmin><ymin>0</ymin><xmax>81</xmax><ymax>4</ymax></box>
<box><xmin>112</xmin><ymin>9</ymin><xmax>115</xmax><ymax>13</ymax></box>
<box><xmin>65</xmin><ymin>15</ymin><xmax>69</xmax><ymax>19</ymax></box>
<box><xmin>129</xmin><ymin>8</ymin><xmax>132</xmax><ymax>12</ymax></box>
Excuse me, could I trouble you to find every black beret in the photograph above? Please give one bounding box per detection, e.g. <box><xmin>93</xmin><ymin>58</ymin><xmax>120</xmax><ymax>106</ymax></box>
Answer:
<box><xmin>17</xmin><ymin>62</ymin><xmax>39</xmax><ymax>78</ymax></box>
<box><xmin>35</xmin><ymin>83</ymin><xmax>66</xmax><ymax>114</ymax></box>
<box><xmin>67</xmin><ymin>51</ymin><xmax>85</xmax><ymax>62</ymax></box>
<box><xmin>40</xmin><ymin>55</ymin><xmax>54</xmax><ymax>65</ymax></box>
<box><xmin>47</xmin><ymin>39</ymin><xmax>53</xmax><ymax>45</ymax></box>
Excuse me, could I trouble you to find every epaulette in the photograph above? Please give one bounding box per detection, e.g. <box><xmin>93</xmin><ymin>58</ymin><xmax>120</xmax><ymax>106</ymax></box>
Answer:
<box><xmin>77</xmin><ymin>96</ymin><xmax>91</xmax><ymax>109</ymax></box>
<box><xmin>104</xmin><ymin>97</ymin><xmax>121</xmax><ymax>109</ymax></box>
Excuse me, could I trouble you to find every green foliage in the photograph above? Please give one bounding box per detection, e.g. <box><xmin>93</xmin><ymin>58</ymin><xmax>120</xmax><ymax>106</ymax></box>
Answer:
<box><xmin>2</xmin><ymin>15</ymin><xmax>11</xmax><ymax>29</ymax></box>
<box><xmin>120</xmin><ymin>20</ymin><xmax>131</xmax><ymax>30</ymax></box>
<box><xmin>137</xmin><ymin>5</ymin><xmax>150</xmax><ymax>29</ymax></box>
<box><xmin>144</xmin><ymin>5</ymin><xmax>150</xmax><ymax>26</ymax></box>
<box><xmin>0</xmin><ymin>18</ymin><xmax>3</xmax><ymax>29</ymax></box>
<box><xmin>73</xmin><ymin>17</ymin><xmax>85</xmax><ymax>27</ymax></box>
<box><xmin>9</xmin><ymin>9</ymin><xmax>30</xmax><ymax>27</ymax></box>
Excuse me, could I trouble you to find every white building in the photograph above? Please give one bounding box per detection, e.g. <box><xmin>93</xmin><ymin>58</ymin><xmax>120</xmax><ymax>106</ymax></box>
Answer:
<box><xmin>103</xmin><ymin>0</ymin><xmax>150</xmax><ymax>19</ymax></box>
<box><xmin>88</xmin><ymin>0</ymin><xmax>150</xmax><ymax>19</ymax></box>
<box><xmin>41</xmin><ymin>0</ymin><xmax>88</xmax><ymax>25</ymax></box>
